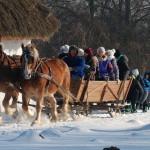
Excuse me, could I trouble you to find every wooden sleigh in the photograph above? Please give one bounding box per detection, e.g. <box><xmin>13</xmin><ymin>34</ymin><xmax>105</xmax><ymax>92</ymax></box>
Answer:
<box><xmin>70</xmin><ymin>78</ymin><xmax>133</xmax><ymax>117</ymax></box>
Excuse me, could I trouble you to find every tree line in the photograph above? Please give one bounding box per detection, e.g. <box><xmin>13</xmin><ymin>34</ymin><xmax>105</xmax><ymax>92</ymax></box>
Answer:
<box><xmin>36</xmin><ymin>0</ymin><xmax>150</xmax><ymax>73</ymax></box>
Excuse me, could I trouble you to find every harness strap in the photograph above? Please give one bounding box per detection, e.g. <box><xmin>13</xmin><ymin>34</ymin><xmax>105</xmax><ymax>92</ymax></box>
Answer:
<box><xmin>34</xmin><ymin>59</ymin><xmax>43</xmax><ymax>73</ymax></box>
<box><xmin>37</xmin><ymin>72</ymin><xmax>52</xmax><ymax>81</ymax></box>
<box><xmin>37</xmin><ymin>72</ymin><xmax>78</xmax><ymax>102</ymax></box>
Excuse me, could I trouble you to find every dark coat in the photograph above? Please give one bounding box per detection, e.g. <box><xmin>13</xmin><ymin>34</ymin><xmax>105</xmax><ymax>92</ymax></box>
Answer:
<box><xmin>127</xmin><ymin>75</ymin><xmax>144</xmax><ymax>104</ymax></box>
<box><xmin>58</xmin><ymin>53</ymin><xmax>68</xmax><ymax>60</ymax></box>
<box><xmin>116</xmin><ymin>55</ymin><xmax>130</xmax><ymax>80</ymax></box>
<box><xmin>110</xmin><ymin>58</ymin><xmax>119</xmax><ymax>80</ymax></box>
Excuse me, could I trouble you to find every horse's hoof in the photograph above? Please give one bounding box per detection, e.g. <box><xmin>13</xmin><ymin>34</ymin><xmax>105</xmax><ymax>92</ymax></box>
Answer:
<box><xmin>60</xmin><ymin>113</ymin><xmax>70</xmax><ymax>121</ymax></box>
<box><xmin>12</xmin><ymin>110</ymin><xmax>19</xmax><ymax>119</ymax></box>
<box><xmin>24</xmin><ymin>110</ymin><xmax>34</xmax><ymax>118</ymax></box>
<box><xmin>51</xmin><ymin>117</ymin><xmax>58</xmax><ymax>123</ymax></box>
<box><xmin>31</xmin><ymin>120</ymin><xmax>41</xmax><ymax>126</ymax></box>
<box><xmin>6</xmin><ymin>107</ymin><xmax>16</xmax><ymax>116</ymax></box>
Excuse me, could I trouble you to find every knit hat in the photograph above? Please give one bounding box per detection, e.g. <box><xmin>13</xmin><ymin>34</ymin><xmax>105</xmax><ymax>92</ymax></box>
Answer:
<box><xmin>84</xmin><ymin>48</ymin><xmax>93</xmax><ymax>57</ymax></box>
<box><xmin>97</xmin><ymin>47</ymin><xmax>105</xmax><ymax>54</ymax></box>
<box><xmin>78</xmin><ymin>48</ymin><xmax>84</xmax><ymax>56</ymax></box>
<box><xmin>111</xmin><ymin>49</ymin><xmax>116</xmax><ymax>54</ymax></box>
<box><xmin>60</xmin><ymin>44</ymin><xmax>70</xmax><ymax>54</ymax></box>
<box><xmin>106</xmin><ymin>49</ymin><xmax>115</xmax><ymax>60</ymax></box>
<box><xmin>107</xmin><ymin>49</ymin><xmax>116</xmax><ymax>56</ymax></box>
<box><xmin>131</xmin><ymin>68</ymin><xmax>139</xmax><ymax>77</ymax></box>
<box><xmin>69</xmin><ymin>45</ymin><xmax>78</xmax><ymax>52</ymax></box>
<box><xmin>114</xmin><ymin>49</ymin><xmax>121</xmax><ymax>58</ymax></box>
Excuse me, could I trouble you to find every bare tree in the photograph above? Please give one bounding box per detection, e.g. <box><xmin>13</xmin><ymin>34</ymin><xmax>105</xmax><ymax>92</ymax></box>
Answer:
<box><xmin>39</xmin><ymin>0</ymin><xmax>150</xmax><ymax>71</ymax></box>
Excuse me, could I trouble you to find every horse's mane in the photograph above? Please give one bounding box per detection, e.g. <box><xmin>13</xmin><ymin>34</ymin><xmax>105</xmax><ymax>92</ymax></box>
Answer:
<box><xmin>25</xmin><ymin>44</ymin><xmax>39</xmax><ymax>59</ymax></box>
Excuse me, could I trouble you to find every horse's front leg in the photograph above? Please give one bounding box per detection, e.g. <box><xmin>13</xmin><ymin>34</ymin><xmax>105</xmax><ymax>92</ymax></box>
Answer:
<box><xmin>9</xmin><ymin>92</ymin><xmax>19</xmax><ymax>118</ymax></box>
<box><xmin>10</xmin><ymin>91</ymin><xmax>19</xmax><ymax>109</ymax></box>
<box><xmin>22</xmin><ymin>94</ymin><xmax>33</xmax><ymax>117</ymax></box>
<box><xmin>32</xmin><ymin>97</ymin><xmax>43</xmax><ymax>125</ymax></box>
<box><xmin>48</xmin><ymin>95</ymin><xmax>58</xmax><ymax>122</ymax></box>
<box><xmin>2</xmin><ymin>93</ymin><xmax>11</xmax><ymax>115</ymax></box>
<box><xmin>62</xmin><ymin>94</ymin><xmax>70</xmax><ymax>120</ymax></box>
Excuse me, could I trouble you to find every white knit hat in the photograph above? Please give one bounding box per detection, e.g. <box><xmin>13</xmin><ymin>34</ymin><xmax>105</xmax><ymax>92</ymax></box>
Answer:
<box><xmin>106</xmin><ymin>49</ymin><xmax>115</xmax><ymax>60</ymax></box>
<box><xmin>78</xmin><ymin>48</ymin><xmax>84</xmax><ymax>56</ymax></box>
<box><xmin>106</xmin><ymin>49</ymin><xmax>115</xmax><ymax>57</ymax></box>
<box><xmin>131</xmin><ymin>69</ymin><xmax>139</xmax><ymax>77</ymax></box>
<box><xmin>60</xmin><ymin>44</ymin><xmax>70</xmax><ymax>54</ymax></box>
<box><xmin>111</xmin><ymin>48</ymin><xmax>116</xmax><ymax>54</ymax></box>
<box><xmin>97</xmin><ymin>47</ymin><xmax>105</xmax><ymax>54</ymax></box>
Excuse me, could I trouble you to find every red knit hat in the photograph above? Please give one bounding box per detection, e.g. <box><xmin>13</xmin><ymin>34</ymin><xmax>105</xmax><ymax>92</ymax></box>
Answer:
<box><xmin>84</xmin><ymin>48</ymin><xmax>93</xmax><ymax>57</ymax></box>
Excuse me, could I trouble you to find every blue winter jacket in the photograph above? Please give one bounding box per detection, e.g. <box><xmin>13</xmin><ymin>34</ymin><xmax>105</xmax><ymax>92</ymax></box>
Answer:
<box><xmin>143</xmin><ymin>78</ymin><xmax>150</xmax><ymax>92</ymax></box>
<box><xmin>64</xmin><ymin>55</ymin><xmax>85</xmax><ymax>79</ymax></box>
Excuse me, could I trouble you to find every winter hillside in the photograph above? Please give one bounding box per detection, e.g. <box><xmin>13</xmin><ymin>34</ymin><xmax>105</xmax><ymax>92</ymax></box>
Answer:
<box><xmin>0</xmin><ymin>93</ymin><xmax>150</xmax><ymax>150</ymax></box>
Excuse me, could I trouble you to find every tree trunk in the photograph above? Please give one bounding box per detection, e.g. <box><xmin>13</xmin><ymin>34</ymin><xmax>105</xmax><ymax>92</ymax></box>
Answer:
<box><xmin>125</xmin><ymin>0</ymin><xmax>131</xmax><ymax>25</ymax></box>
<box><xmin>87</xmin><ymin>0</ymin><xmax>95</xmax><ymax>21</ymax></box>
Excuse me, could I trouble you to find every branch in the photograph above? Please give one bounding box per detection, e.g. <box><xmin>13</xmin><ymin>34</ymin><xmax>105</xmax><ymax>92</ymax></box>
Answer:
<box><xmin>133</xmin><ymin>13</ymin><xmax>150</xmax><ymax>24</ymax></box>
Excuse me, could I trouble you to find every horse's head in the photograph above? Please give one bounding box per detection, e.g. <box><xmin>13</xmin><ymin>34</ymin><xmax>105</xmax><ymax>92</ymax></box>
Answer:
<box><xmin>21</xmin><ymin>43</ymin><xmax>39</xmax><ymax>79</ymax></box>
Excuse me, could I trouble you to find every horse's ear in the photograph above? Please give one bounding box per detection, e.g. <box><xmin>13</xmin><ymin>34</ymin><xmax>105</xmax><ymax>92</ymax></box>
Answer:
<box><xmin>21</xmin><ymin>43</ymin><xmax>25</xmax><ymax>50</ymax></box>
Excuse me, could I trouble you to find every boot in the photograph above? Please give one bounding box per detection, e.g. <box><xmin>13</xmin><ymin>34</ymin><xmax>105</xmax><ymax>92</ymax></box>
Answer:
<box><xmin>136</xmin><ymin>103</ymin><xmax>140</xmax><ymax>109</ymax></box>
<box><xmin>131</xmin><ymin>108</ymin><xmax>137</xmax><ymax>113</ymax></box>
<box><xmin>147</xmin><ymin>103</ymin><xmax>150</xmax><ymax>110</ymax></box>
<box><xmin>140</xmin><ymin>104</ymin><xmax>143</xmax><ymax>110</ymax></box>
<box><xmin>143</xmin><ymin>104</ymin><xmax>147</xmax><ymax>112</ymax></box>
<box><xmin>131</xmin><ymin>104</ymin><xmax>137</xmax><ymax>113</ymax></box>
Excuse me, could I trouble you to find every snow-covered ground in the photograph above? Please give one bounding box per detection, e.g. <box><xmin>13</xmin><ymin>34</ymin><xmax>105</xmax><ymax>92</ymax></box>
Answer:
<box><xmin>0</xmin><ymin>93</ymin><xmax>150</xmax><ymax>150</ymax></box>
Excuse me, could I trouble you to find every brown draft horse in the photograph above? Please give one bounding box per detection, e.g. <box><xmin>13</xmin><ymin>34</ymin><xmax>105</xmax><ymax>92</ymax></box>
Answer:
<box><xmin>0</xmin><ymin>45</ymin><xmax>20</xmax><ymax>115</ymax></box>
<box><xmin>21</xmin><ymin>43</ymin><xmax>71</xmax><ymax>125</ymax></box>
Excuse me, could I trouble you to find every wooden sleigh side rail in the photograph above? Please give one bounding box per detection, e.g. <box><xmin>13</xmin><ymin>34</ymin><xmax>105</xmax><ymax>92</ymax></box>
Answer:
<box><xmin>70</xmin><ymin>78</ymin><xmax>133</xmax><ymax>116</ymax></box>
<box><xmin>72</xmin><ymin>79</ymin><xmax>133</xmax><ymax>103</ymax></box>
